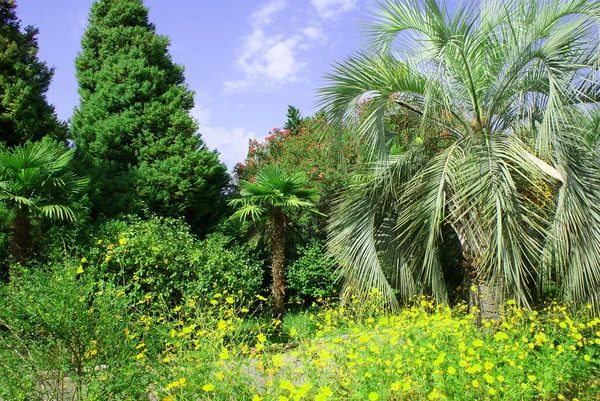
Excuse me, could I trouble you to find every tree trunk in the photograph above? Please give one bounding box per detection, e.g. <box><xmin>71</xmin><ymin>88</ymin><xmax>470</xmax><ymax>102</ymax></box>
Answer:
<box><xmin>465</xmin><ymin>262</ymin><xmax>503</xmax><ymax>326</ymax></box>
<box><xmin>450</xmin><ymin>200</ymin><xmax>503</xmax><ymax>324</ymax></box>
<box><xmin>270</xmin><ymin>207</ymin><xmax>286</xmax><ymax>322</ymax></box>
<box><xmin>10</xmin><ymin>208</ymin><xmax>32</xmax><ymax>265</ymax></box>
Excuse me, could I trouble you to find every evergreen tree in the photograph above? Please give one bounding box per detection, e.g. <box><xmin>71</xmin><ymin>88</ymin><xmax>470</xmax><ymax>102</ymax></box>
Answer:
<box><xmin>0</xmin><ymin>0</ymin><xmax>66</xmax><ymax>147</ymax></box>
<box><xmin>71</xmin><ymin>0</ymin><xmax>229</xmax><ymax>233</ymax></box>
<box><xmin>283</xmin><ymin>105</ymin><xmax>303</xmax><ymax>135</ymax></box>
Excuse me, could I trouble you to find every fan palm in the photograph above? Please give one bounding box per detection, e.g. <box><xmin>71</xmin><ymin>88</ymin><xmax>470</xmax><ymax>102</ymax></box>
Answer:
<box><xmin>319</xmin><ymin>0</ymin><xmax>600</xmax><ymax>316</ymax></box>
<box><xmin>0</xmin><ymin>140</ymin><xmax>89</xmax><ymax>264</ymax></box>
<box><xmin>229</xmin><ymin>165</ymin><xmax>320</xmax><ymax>320</ymax></box>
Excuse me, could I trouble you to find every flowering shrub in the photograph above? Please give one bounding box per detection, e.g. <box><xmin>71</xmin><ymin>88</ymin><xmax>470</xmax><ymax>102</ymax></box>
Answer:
<box><xmin>0</xmin><ymin>263</ymin><xmax>158</xmax><ymax>400</ymax></box>
<box><xmin>235</xmin><ymin>116</ymin><xmax>362</xmax><ymax>209</ymax></box>
<box><xmin>85</xmin><ymin>215</ymin><xmax>264</xmax><ymax>306</ymax></box>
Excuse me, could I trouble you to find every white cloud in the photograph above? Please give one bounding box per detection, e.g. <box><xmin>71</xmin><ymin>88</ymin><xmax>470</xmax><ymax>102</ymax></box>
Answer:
<box><xmin>193</xmin><ymin>106</ymin><xmax>257</xmax><ymax>170</ymax></box>
<box><xmin>311</xmin><ymin>0</ymin><xmax>358</xmax><ymax>19</ymax></box>
<box><xmin>302</xmin><ymin>26</ymin><xmax>323</xmax><ymax>40</ymax></box>
<box><xmin>224</xmin><ymin>1</ymin><xmax>326</xmax><ymax>93</ymax></box>
<box><xmin>250</xmin><ymin>0</ymin><xmax>286</xmax><ymax>25</ymax></box>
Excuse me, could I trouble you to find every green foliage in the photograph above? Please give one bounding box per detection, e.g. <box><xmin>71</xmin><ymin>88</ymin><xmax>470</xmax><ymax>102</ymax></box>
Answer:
<box><xmin>0</xmin><ymin>140</ymin><xmax>88</xmax><ymax>221</ymax></box>
<box><xmin>85</xmin><ymin>215</ymin><xmax>264</xmax><ymax>306</ymax></box>
<box><xmin>186</xmin><ymin>232</ymin><xmax>266</xmax><ymax>300</ymax></box>
<box><xmin>0</xmin><ymin>262</ymin><xmax>158</xmax><ymax>400</ymax></box>
<box><xmin>230</xmin><ymin>165</ymin><xmax>320</xmax><ymax>223</ymax></box>
<box><xmin>0</xmin><ymin>140</ymin><xmax>88</xmax><ymax>264</ymax></box>
<box><xmin>0</xmin><ymin>0</ymin><xmax>66</xmax><ymax>146</ymax></box>
<box><xmin>287</xmin><ymin>239</ymin><xmax>338</xmax><ymax>300</ymax></box>
<box><xmin>282</xmin><ymin>105</ymin><xmax>303</xmax><ymax>135</ymax></box>
<box><xmin>71</xmin><ymin>0</ymin><xmax>229</xmax><ymax>233</ymax></box>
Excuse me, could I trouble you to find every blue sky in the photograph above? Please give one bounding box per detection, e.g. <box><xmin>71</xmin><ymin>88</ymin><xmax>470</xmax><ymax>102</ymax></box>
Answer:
<box><xmin>18</xmin><ymin>0</ymin><xmax>375</xmax><ymax>169</ymax></box>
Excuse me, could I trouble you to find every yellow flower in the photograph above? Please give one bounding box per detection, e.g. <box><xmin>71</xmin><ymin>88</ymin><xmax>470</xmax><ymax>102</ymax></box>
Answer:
<box><xmin>447</xmin><ymin>366</ymin><xmax>456</xmax><ymax>375</ymax></box>
<box><xmin>368</xmin><ymin>392</ymin><xmax>379</xmax><ymax>401</ymax></box>
<box><xmin>427</xmin><ymin>388</ymin><xmax>441</xmax><ymax>400</ymax></box>
<box><xmin>472</xmin><ymin>379</ymin><xmax>480</xmax><ymax>388</ymax></box>
<box><xmin>272</xmin><ymin>353</ymin><xmax>285</xmax><ymax>368</ymax></box>
<box><xmin>76</xmin><ymin>265</ymin><xmax>84</xmax><ymax>274</ymax></box>
<box><xmin>279</xmin><ymin>380</ymin><xmax>294</xmax><ymax>391</ymax></box>
<box><xmin>202</xmin><ymin>383</ymin><xmax>215</xmax><ymax>392</ymax></box>
<box><xmin>165</xmin><ymin>378</ymin><xmax>186</xmax><ymax>391</ymax></box>
<box><xmin>226</xmin><ymin>296</ymin><xmax>234</xmax><ymax>304</ymax></box>
<box><xmin>494</xmin><ymin>331</ymin><xmax>509</xmax><ymax>341</ymax></box>
<box><xmin>80</xmin><ymin>257</ymin><xmax>87</xmax><ymax>263</ymax></box>
<box><xmin>315</xmin><ymin>386</ymin><xmax>334</xmax><ymax>401</ymax></box>
<box><xmin>584</xmin><ymin>354</ymin><xmax>591</xmax><ymax>361</ymax></box>
<box><xmin>119</xmin><ymin>238</ymin><xmax>127</xmax><ymax>245</ymax></box>
<box><xmin>97</xmin><ymin>239</ymin><xmax>103</xmax><ymax>244</ymax></box>
<box><xmin>252</xmin><ymin>395</ymin><xmax>263</xmax><ymax>401</ymax></box>
<box><xmin>390</xmin><ymin>382</ymin><xmax>401</xmax><ymax>391</ymax></box>
<box><xmin>488</xmin><ymin>388</ymin><xmax>497</xmax><ymax>395</ymax></box>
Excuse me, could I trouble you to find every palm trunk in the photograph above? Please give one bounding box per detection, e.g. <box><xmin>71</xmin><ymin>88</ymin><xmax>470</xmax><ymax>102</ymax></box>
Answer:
<box><xmin>464</xmin><ymin>258</ymin><xmax>503</xmax><ymax>325</ymax></box>
<box><xmin>270</xmin><ymin>207</ymin><xmax>286</xmax><ymax>322</ymax></box>
<box><xmin>10</xmin><ymin>208</ymin><xmax>32</xmax><ymax>265</ymax></box>
<box><xmin>450</xmin><ymin>201</ymin><xmax>503</xmax><ymax>324</ymax></box>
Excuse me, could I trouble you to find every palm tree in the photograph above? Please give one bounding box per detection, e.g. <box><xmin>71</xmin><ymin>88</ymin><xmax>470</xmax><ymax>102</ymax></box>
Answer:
<box><xmin>318</xmin><ymin>0</ymin><xmax>600</xmax><ymax>317</ymax></box>
<box><xmin>229</xmin><ymin>165</ymin><xmax>320</xmax><ymax>320</ymax></box>
<box><xmin>0</xmin><ymin>140</ymin><xmax>89</xmax><ymax>264</ymax></box>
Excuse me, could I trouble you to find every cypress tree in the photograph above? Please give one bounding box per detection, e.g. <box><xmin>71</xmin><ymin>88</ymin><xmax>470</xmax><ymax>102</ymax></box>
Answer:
<box><xmin>0</xmin><ymin>0</ymin><xmax>66</xmax><ymax>147</ymax></box>
<box><xmin>71</xmin><ymin>0</ymin><xmax>229</xmax><ymax>233</ymax></box>
<box><xmin>283</xmin><ymin>105</ymin><xmax>303</xmax><ymax>136</ymax></box>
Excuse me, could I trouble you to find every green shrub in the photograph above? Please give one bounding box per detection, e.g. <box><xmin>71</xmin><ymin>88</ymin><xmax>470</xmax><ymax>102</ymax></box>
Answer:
<box><xmin>85</xmin><ymin>215</ymin><xmax>264</xmax><ymax>306</ymax></box>
<box><xmin>186</xmin><ymin>232</ymin><xmax>265</xmax><ymax>300</ymax></box>
<box><xmin>0</xmin><ymin>262</ymin><xmax>158</xmax><ymax>400</ymax></box>
<box><xmin>287</xmin><ymin>239</ymin><xmax>339</xmax><ymax>300</ymax></box>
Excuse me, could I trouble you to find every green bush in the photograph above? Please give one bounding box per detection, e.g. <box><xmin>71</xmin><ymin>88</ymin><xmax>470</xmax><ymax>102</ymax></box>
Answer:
<box><xmin>186</xmin><ymin>232</ymin><xmax>265</xmax><ymax>300</ymax></box>
<box><xmin>0</xmin><ymin>262</ymin><xmax>158</xmax><ymax>400</ymax></box>
<box><xmin>84</xmin><ymin>215</ymin><xmax>264</xmax><ymax>306</ymax></box>
<box><xmin>287</xmin><ymin>239</ymin><xmax>339</xmax><ymax>300</ymax></box>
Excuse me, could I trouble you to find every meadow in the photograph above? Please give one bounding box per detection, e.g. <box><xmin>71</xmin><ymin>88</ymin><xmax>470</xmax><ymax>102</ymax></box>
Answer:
<box><xmin>1</xmin><ymin>257</ymin><xmax>598</xmax><ymax>400</ymax></box>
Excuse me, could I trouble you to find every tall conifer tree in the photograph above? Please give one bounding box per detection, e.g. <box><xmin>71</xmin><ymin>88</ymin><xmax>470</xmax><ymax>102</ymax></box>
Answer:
<box><xmin>72</xmin><ymin>0</ymin><xmax>229</xmax><ymax>232</ymax></box>
<box><xmin>0</xmin><ymin>0</ymin><xmax>66</xmax><ymax>147</ymax></box>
